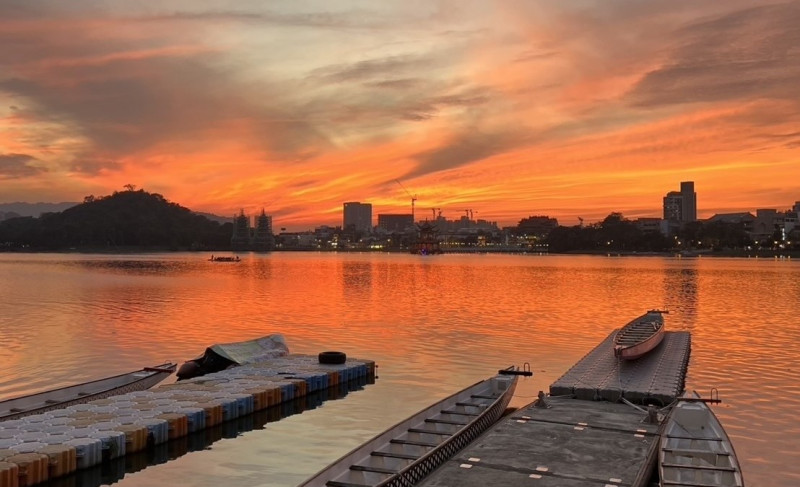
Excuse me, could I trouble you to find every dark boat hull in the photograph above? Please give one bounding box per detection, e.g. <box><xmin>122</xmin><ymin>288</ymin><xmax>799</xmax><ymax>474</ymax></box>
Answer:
<box><xmin>0</xmin><ymin>363</ymin><xmax>177</xmax><ymax>421</ymax></box>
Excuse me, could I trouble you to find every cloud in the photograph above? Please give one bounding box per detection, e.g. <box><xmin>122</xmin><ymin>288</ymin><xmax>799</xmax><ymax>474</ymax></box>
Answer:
<box><xmin>0</xmin><ymin>14</ymin><xmax>334</xmax><ymax>165</ymax></box>
<box><xmin>404</xmin><ymin>128</ymin><xmax>529</xmax><ymax>180</ymax></box>
<box><xmin>628</xmin><ymin>3</ymin><xmax>800</xmax><ymax>107</ymax></box>
<box><xmin>0</xmin><ymin>153</ymin><xmax>45</xmax><ymax>178</ymax></box>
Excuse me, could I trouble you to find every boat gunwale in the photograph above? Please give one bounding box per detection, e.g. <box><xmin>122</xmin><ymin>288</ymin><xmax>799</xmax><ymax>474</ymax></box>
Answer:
<box><xmin>0</xmin><ymin>362</ymin><xmax>177</xmax><ymax>420</ymax></box>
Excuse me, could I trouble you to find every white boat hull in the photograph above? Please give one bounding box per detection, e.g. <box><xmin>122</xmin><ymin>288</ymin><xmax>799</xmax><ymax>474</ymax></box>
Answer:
<box><xmin>659</xmin><ymin>392</ymin><xmax>744</xmax><ymax>486</ymax></box>
<box><xmin>300</xmin><ymin>371</ymin><xmax>519</xmax><ymax>487</ymax></box>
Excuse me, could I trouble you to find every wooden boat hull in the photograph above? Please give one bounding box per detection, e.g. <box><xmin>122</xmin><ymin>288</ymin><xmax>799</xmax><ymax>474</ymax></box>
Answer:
<box><xmin>659</xmin><ymin>392</ymin><xmax>744</xmax><ymax>486</ymax></box>
<box><xmin>0</xmin><ymin>363</ymin><xmax>177</xmax><ymax>421</ymax></box>
<box><xmin>614</xmin><ymin>310</ymin><xmax>666</xmax><ymax>360</ymax></box>
<box><xmin>300</xmin><ymin>370</ymin><xmax>519</xmax><ymax>487</ymax></box>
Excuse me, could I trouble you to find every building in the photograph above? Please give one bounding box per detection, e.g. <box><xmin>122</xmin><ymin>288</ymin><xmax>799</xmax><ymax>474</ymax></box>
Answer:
<box><xmin>663</xmin><ymin>181</ymin><xmax>697</xmax><ymax>223</ymax></box>
<box><xmin>231</xmin><ymin>209</ymin><xmax>275</xmax><ymax>251</ymax></box>
<box><xmin>343</xmin><ymin>202</ymin><xmax>372</xmax><ymax>234</ymax></box>
<box><xmin>634</xmin><ymin>217</ymin><xmax>663</xmax><ymax>233</ymax></box>
<box><xmin>231</xmin><ymin>210</ymin><xmax>251</xmax><ymax>250</ymax></box>
<box><xmin>377</xmin><ymin>214</ymin><xmax>414</xmax><ymax>232</ymax></box>
<box><xmin>253</xmin><ymin>209</ymin><xmax>275</xmax><ymax>251</ymax></box>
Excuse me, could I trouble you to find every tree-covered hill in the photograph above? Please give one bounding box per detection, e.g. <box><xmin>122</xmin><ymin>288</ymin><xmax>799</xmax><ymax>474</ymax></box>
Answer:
<box><xmin>0</xmin><ymin>189</ymin><xmax>232</xmax><ymax>251</ymax></box>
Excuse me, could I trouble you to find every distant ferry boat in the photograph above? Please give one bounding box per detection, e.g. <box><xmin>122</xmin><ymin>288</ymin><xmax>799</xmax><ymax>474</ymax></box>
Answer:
<box><xmin>209</xmin><ymin>255</ymin><xmax>240</xmax><ymax>262</ymax></box>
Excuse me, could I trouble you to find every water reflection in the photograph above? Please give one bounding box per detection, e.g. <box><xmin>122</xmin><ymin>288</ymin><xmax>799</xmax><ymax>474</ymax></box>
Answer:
<box><xmin>1</xmin><ymin>254</ymin><xmax>799</xmax><ymax>487</ymax></box>
<box><xmin>663</xmin><ymin>261</ymin><xmax>699</xmax><ymax>327</ymax></box>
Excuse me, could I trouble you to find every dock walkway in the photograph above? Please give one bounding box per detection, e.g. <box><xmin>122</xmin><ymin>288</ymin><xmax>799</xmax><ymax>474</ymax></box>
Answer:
<box><xmin>418</xmin><ymin>396</ymin><xmax>660</xmax><ymax>487</ymax></box>
<box><xmin>551</xmin><ymin>331</ymin><xmax>691</xmax><ymax>405</ymax></box>
<box><xmin>419</xmin><ymin>330</ymin><xmax>692</xmax><ymax>487</ymax></box>
<box><xmin>0</xmin><ymin>355</ymin><xmax>375</xmax><ymax>487</ymax></box>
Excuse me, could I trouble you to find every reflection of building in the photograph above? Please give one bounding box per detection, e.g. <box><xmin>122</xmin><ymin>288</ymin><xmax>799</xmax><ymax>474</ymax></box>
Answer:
<box><xmin>343</xmin><ymin>202</ymin><xmax>372</xmax><ymax>233</ymax></box>
<box><xmin>663</xmin><ymin>181</ymin><xmax>697</xmax><ymax>223</ymax></box>
<box><xmin>377</xmin><ymin>214</ymin><xmax>413</xmax><ymax>232</ymax></box>
<box><xmin>231</xmin><ymin>209</ymin><xmax>275</xmax><ymax>251</ymax></box>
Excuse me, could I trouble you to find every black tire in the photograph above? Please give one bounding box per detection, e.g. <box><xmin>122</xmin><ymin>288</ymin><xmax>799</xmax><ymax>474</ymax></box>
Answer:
<box><xmin>318</xmin><ymin>351</ymin><xmax>347</xmax><ymax>365</ymax></box>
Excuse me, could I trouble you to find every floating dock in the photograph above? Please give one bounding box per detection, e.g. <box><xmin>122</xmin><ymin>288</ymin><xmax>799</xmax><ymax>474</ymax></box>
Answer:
<box><xmin>550</xmin><ymin>330</ymin><xmax>691</xmax><ymax>406</ymax></box>
<box><xmin>0</xmin><ymin>355</ymin><xmax>375</xmax><ymax>487</ymax></box>
<box><xmin>419</xmin><ymin>330</ymin><xmax>692</xmax><ymax>487</ymax></box>
<box><xmin>418</xmin><ymin>396</ymin><xmax>661</xmax><ymax>487</ymax></box>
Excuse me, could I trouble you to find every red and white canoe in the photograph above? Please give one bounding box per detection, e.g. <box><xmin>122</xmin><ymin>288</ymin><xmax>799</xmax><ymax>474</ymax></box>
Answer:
<box><xmin>613</xmin><ymin>310</ymin><xmax>667</xmax><ymax>360</ymax></box>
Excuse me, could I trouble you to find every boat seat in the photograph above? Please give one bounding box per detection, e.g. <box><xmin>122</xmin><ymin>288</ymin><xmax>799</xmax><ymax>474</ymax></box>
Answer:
<box><xmin>426</xmin><ymin>418</ymin><xmax>468</xmax><ymax>426</ymax></box>
<box><xmin>349</xmin><ymin>465</ymin><xmax>398</xmax><ymax>475</ymax></box>
<box><xmin>662</xmin><ymin>447</ymin><xmax>730</xmax><ymax>456</ymax></box>
<box><xmin>442</xmin><ymin>409</ymin><xmax>478</xmax><ymax>416</ymax></box>
<box><xmin>408</xmin><ymin>428</ymin><xmax>451</xmax><ymax>436</ymax></box>
<box><xmin>662</xmin><ymin>463</ymin><xmax>736</xmax><ymax>472</ymax></box>
<box><xmin>326</xmin><ymin>481</ymin><xmax>372</xmax><ymax>487</ymax></box>
<box><xmin>390</xmin><ymin>438</ymin><xmax>439</xmax><ymax>448</ymax></box>
<box><xmin>470</xmin><ymin>394</ymin><xmax>498</xmax><ymax>400</ymax></box>
<box><xmin>371</xmin><ymin>451</ymin><xmax>418</xmax><ymax>461</ymax></box>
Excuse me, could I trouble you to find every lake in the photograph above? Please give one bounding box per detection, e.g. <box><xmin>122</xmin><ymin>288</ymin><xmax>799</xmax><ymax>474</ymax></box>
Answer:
<box><xmin>0</xmin><ymin>252</ymin><xmax>797</xmax><ymax>486</ymax></box>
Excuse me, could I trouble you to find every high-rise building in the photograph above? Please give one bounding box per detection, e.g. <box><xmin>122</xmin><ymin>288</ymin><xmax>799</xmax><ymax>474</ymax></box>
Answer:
<box><xmin>663</xmin><ymin>181</ymin><xmax>697</xmax><ymax>223</ymax></box>
<box><xmin>377</xmin><ymin>214</ymin><xmax>413</xmax><ymax>232</ymax></box>
<box><xmin>231</xmin><ymin>209</ymin><xmax>251</xmax><ymax>250</ymax></box>
<box><xmin>253</xmin><ymin>209</ymin><xmax>274</xmax><ymax>251</ymax></box>
<box><xmin>343</xmin><ymin>202</ymin><xmax>372</xmax><ymax>233</ymax></box>
<box><xmin>681</xmin><ymin>181</ymin><xmax>697</xmax><ymax>222</ymax></box>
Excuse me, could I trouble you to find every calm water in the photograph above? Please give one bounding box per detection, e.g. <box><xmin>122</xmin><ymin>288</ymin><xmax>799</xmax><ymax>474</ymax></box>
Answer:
<box><xmin>0</xmin><ymin>253</ymin><xmax>798</xmax><ymax>486</ymax></box>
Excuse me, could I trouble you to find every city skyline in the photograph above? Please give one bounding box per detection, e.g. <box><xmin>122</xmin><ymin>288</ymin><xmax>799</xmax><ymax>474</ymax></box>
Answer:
<box><xmin>2</xmin><ymin>2</ymin><xmax>799</xmax><ymax>231</ymax></box>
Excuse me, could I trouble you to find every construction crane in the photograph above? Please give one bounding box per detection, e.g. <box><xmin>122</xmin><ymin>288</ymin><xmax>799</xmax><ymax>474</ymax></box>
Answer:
<box><xmin>578</xmin><ymin>217</ymin><xmax>584</xmax><ymax>227</ymax></box>
<box><xmin>395</xmin><ymin>180</ymin><xmax>417</xmax><ymax>223</ymax></box>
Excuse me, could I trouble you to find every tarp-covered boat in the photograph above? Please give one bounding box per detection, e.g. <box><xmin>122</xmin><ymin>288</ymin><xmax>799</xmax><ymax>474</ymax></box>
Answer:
<box><xmin>660</xmin><ymin>391</ymin><xmax>744</xmax><ymax>486</ymax></box>
<box><xmin>0</xmin><ymin>363</ymin><xmax>176</xmax><ymax>421</ymax></box>
<box><xmin>176</xmin><ymin>334</ymin><xmax>289</xmax><ymax>379</ymax></box>
<box><xmin>614</xmin><ymin>310</ymin><xmax>667</xmax><ymax>360</ymax></box>
<box><xmin>299</xmin><ymin>368</ymin><xmax>521</xmax><ymax>487</ymax></box>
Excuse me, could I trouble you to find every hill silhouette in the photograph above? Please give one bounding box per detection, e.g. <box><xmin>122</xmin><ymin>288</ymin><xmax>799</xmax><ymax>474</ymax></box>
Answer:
<box><xmin>0</xmin><ymin>189</ymin><xmax>232</xmax><ymax>251</ymax></box>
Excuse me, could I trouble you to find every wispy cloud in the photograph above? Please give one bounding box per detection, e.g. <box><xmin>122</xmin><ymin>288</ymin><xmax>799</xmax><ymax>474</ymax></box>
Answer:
<box><xmin>0</xmin><ymin>153</ymin><xmax>45</xmax><ymax>178</ymax></box>
<box><xmin>0</xmin><ymin>1</ymin><xmax>798</xmax><ymax>226</ymax></box>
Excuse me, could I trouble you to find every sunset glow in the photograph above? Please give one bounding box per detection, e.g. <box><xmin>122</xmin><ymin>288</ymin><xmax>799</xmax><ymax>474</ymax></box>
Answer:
<box><xmin>1</xmin><ymin>1</ymin><xmax>799</xmax><ymax>229</ymax></box>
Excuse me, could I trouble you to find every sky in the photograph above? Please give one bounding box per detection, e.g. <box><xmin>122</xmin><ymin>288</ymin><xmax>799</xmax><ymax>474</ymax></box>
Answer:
<box><xmin>1</xmin><ymin>1</ymin><xmax>799</xmax><ymax>230</ymax></box>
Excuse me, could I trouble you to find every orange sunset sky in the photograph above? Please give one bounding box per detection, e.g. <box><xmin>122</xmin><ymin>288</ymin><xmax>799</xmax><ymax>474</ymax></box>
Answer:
<box><xmin>1</xmin><ymin>1</ymin><xmax>799</xmax><ymax>230</ymax></box>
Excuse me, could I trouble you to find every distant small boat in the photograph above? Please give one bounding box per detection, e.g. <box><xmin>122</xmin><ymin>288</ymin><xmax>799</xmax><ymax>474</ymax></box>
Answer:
<box><xmin>659</xmin><ymin>391</ymin><xmax>744</xmax><ymax>486</ymax></box>
<box><xmin>209</xmin><ymin>255</ymin><xmax>240</xmax><ymax>262</ymax></box>
<box><xmin>299</xmin><ymin>368</ymin><xmax>521</xmax><ymax>487</ymax></box>
<box><xmin>613</xmin><ymin>309</ymin><xmax>666</xmax><ymax>360</ymax></box>
<box><xmin>0</xmin><ymin>363</ymin><xmax>177</xmax><ymax>421</ymax></box>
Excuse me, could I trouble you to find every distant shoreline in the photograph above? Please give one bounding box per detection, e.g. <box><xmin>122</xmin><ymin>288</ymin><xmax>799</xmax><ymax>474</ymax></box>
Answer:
<box><xmin>1</xmin><ymin>247</ymin><xmax>798</xmax><ymax>259</ymax></box>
